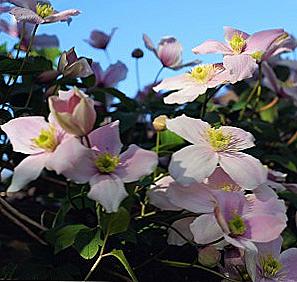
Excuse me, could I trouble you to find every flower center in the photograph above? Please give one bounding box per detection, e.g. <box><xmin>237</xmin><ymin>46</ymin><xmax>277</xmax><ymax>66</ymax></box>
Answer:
<box><xmin>189</xmin><ymin>65</ymin><xmax>216</xmax><ymax>84</ymax></box>
<box><xmin>220</xmin><ymin>183</ymin><xmax>241</xmax><ymax>192</ymax></box>
<box><xmin>281</xmin><ymin>79</ymin><xmax>295</xmax><ymax>88</ymax></box>
<box><xmin>251</xmin><ymin>51</ymin><xmax>264</xmax><ymax>61</ymax></box>
<box><xmin>207</xmin><ymin>128</ymin><xmax>231</xmax><ymax>151</ymax></box>
<box><xmin>36</xmin><ymin>3</ymin><xmax>54</xmax><ymax>18</ymax></box>
<box><xmin>32</xmin><ymin>126</ymin><xmax>58</xmax><ymax>152</ymax></box>
<box><xmin>229</xmin><ymin>33</ymin><xmax>246</xmax><ymax>54</ymax></box>
<box><xmin>95</xmin><ymin>153</ymin><xmax>120</xmax><ymax>174</ymax></box>
<box><xmin>228</xmin><ymin>214</ymin><xmax>246</xmax><ymax>236</ymax></box>
<box><xmin>260</xmin><ymin>255</ymin><xmax>282</xmax><ymax>278</ymax></box>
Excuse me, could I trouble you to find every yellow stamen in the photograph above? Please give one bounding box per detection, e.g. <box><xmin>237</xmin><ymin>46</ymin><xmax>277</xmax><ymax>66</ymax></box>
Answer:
<box><xmin>207</xmin><ymin>128</ymin><xmax>231</xmax><ymax>151</ymax></box>
<box><xmin>229</xmin><ymin>33</ymin><xmax>246</xmax><ymax>54</ymax></box>
<box><xmin>36</xmin><ymin>3</ymin><xmax>54</xmax><ymax>18</ymax></box>
<box><xmin>260</xmin><ymin>255</ymin><xmax>282</xmax><ymax>278</ymax></box>
<box><xmin>251</xmin><ymin>51</ymin><xmax>264</xmax><ymax>61</ymax></box>
<box><xmin>32</xmin><ymin>126</ymin><xmax>58</xmax><ymax>151</ymax></box>
<box><xmin>228</xmin><ymin>214</ymin><xmax>246</xmax><ymax>236</ymax></box>
<box><xmin>95</xmin><ymin>153</ymin><xmax>120</xmax><ymax>174</ymax></box>
<box><xmin>188</xmin><ymin>65</ymin><xmax>217</xmax><ymax>84</ymax></box>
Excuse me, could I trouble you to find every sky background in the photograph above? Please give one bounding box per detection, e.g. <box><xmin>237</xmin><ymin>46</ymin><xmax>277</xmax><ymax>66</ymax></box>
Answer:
<box><xmin>1</xmin><ymin>0</ymin><xmax>297</xmax><ymax>97</ymax></box>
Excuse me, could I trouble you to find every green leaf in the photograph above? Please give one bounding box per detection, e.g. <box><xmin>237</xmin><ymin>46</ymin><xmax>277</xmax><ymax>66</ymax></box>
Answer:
<box><xmin>108</xmin><ymin>249</ymin><xmax>138</xmax><ymax>282</ymax></box>
<box><xmin>282</xmin><ymin>228</ymin><xmax>297</xmax><ymax>249</ymax></box>
<box><xmin>74</xmin><ymin>228</ymin><xmax>102</xmax><ymax>259</ymax></box>
<box><xmin>52</xmin><ymin>200</ymin><xmax>71</xmax><ymax>228</ymax></box>
<box><xmin>264</xmin><ymin>155</ymin><xmax>297</xmax><ymax>173</ymax></box>
<box><xmin>160</xmin><ymin>129</ymin><xmax>185</xmax><ymax>147</ymax></box>
<box><xmin>279</xmin><ymin>191</ymin><xmax>297</xmax><ymax>209</ymax></box>
<box><xmin>101</xmin><ymin>207</ymin><xmax>130</xmax><ymax>235</ymax></box>
<box><xmin>259</xmin><ymin>103</ymin><xmax>278</xmax><ymax>123</ymax></box>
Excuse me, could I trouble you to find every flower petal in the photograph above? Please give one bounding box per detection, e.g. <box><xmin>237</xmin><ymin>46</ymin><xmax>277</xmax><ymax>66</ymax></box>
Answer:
<box><xmin>7</xmin><ymin>154</ymin><xmax>48</xmax><ymax>192</ymax></box>
<box><xmin>167</xmin><ymin>217</ymin><xmax>195</xmax><ymax>246</ymax></box>
<box><xmin>219</xmin><ymin>152</ymin><xmax>267</xmax><ymax>189</ymax></box>
<box><xmin>192</xmin><ymin>39</ymin><xmax>232</xmax><ymax>55</ymax></box>
<box><xmin>116</xmin><ymin>144</ymin><xmax>158</xmax><ymax>183</ymax></box>
<box><xmin>103</xmin><ymin>61</ymin><xmax>128</xmax><ymax>87</ymax></box>
<box><xmin>44</xmin><ymin>9</ymin><xmax>80</xmax><ymax>24</ymax></box>
<box><xmin>153</xmin><ymin>74</ymin><xmax>195</xmax><ymax>92</ymax></box>
<box><xmin>224</xmin><ymin>26</ymin><xmax>250</xmax><ymax>41</ymax></box>
<box><xmin>10</xmin><ymin>7</ymin><xmax>44</xmax><ymax>24</ymax></box>
<box><xmin>169</xmin><ymin>145</ymin><xmax>218</xmax><ymax>185</ymax></box>
<box><xmin>279</xmin><ymin>248</ymin><xmax>297</xmax><ymax>281</ymax></box>
<box><xmin>88</xmin><ymin>174</ymin><xmax>128</xmax><ymax>213</ymax></box>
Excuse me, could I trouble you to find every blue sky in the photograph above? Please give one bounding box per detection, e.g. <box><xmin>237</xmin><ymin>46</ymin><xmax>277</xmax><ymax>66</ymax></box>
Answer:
<box><xmin>2</xmin><ymin>0</ymin><xmax>297</xmax><ymax>97</ymax></box>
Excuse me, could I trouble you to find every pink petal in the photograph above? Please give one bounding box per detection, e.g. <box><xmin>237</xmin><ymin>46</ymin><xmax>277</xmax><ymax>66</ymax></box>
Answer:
<box><xmin>262</xmin><ymin>61</ymin><xmax>280</xmax><ymax>93</ymax></box>
<box><xmin>223</xmin><ymin>54</ymin><xmax>258</xmax><ymax>84</ymax></box>
<box><xmin>255</xmin><ymin>236</ymin><xmax>282</xmax><ymax>259</ymax></box>
<box><xmin>157</xmin><ymin>37</ymin><xmax>183</xmax><ymax>68</ymax></box>
<box><xmin>44</xmin><ymin>9</ymin><xmax>80</xmax><ymax>24</ymax></box>
<box><xmin>190</xmin><ymin>214</ymin><xmax>223</xmax><ymax>244</ymax></box>
<box><xmin>10</xmin><ymin>7</ymin><xmax>44</xmax><ymax>24</ymax></box>
<box><xmin>166</xmin><ymin>114</ymin><xmax>210</xmax><ymax>145</ymax></box>
<box><xmin>88</xmin><ymin>174</ymin><xmax>128</xmax><ymax>213</ymax></box>
<box><xmin>169</xmin><ymin>145</ymin><xmax>219</xmax><ymax>185</ymax></box>
<box><xmin>219</xmin><ymin>152</ymin><xmax>267</xmax><ymax>190</ymax></box>
<box><xmin>224</xmin><ymin>26</ymin><xmax>250</xmax><ymax>41</ymax></box>
<box><xmin>103</xmin><ymin>61</ymin><xmax>128</xmax><ymax>87</ymax></box>
<box><xmin>1</xmin><ymin>116</ymin><xmax>50</xmax><ymax>154</ymax></box>
<box><xmin>279</xmin><ymin>248</ymin><xmax>297</xmax><ymax>281</ymax></box>
<box><xmin>192</xmin><ymin>40</ymin><xmax>232</xmax><ymax>55</ymax></box>
<box><xmin>88</xmin><ymin>121</ymin><xmax>123</xmax><ymax>155</ymax></box>
<box><xmin>206</xmin><ymin>167</ymin><xmax>241</xmax><ymax>190</ymax></box>
<box><xmin>245</xmin><ymin>29</ymin><xmax>285</xmax><ymax>54</ymax></box>
<box><xmin>92</xmin><ymin>62</ymin><xmax>104</xmax><ymax>86</ymax></box>
<box><xmin>33</xmin><ymin>34</ymin><xmax>59</xmax><ymax>49</ymax></box>
<box><xmin>167</xmin><ymin>217</ymin><xmax>195</xmax><ymax>246</ymax></box>
<box><xmin>7</xmin><ymin>154</ymin><xmax>48</xmax><ymax>192</ymax></box>
<box><xmin>45</xmin><ymin>137</ymin><xmax>97</xmax><ymax>183</ymax></box>
<box><xmin>63</xmin><ymin>58</ymin><xmax>94</xmax><ymax>79</ymax></box>
<box><xmin>221</xmin><ymin>126</ymin><xmax>255</xmax><ymax>151</ymax></box>
<box><xmin>143</xmin><ymin>33</ymin><xmax>156</xmax><ymax>51</ymax></box>
<box><xmin>116</xmin><ymin>144</ymin><xmax>158</xmax><ymax>183</ymax></box>
<box><xmin>153</xmin><ymin>74</ymin><xmax>195</xmax><ymax>92</ymax></box>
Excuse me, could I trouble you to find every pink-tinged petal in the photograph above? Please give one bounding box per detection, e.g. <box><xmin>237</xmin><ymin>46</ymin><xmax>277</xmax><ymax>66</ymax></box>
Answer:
<box><xmin>6</xmin><ymin>0</ymin><xmax>42</xmax><ymax>10</ymax></box>
<box><xmin>157</xmin><ymin>37</ymin><xmax>183</xmax><ymax>68</ymax></box>
<box><xmin>207</xmin><ymin>69</ymin><xmax>230</xmax><ymax>88</ymax></box>
<box><xmin>0</xmin><ymin>6</ymin><xmax>11</xmax><ymax>14</ymax></box>
<box><xmin>45</xmin><ymin>137</ymin><xmax>97</xmax><ymax>183</ymax></box>
<box><xmin>255</xmin><ymin>236</ymin><xmax>282</xmax><ymax>259</ymax></box>
<box><xmin>166</xmin><ymin>114</ymin><xmax>210</xmax><ymax>145</ymax></box>
<box><xmin>221</xmin><ymin>126</ymin><xmax>255</xmax><ymax>151</ymax></box>
<box><xmin>262</xmin><ymin>61</ymin><xmax>280</xmax><ymax>93</ymax></box>
<box><xmin>192</xmin><ymin>40</ymin><xmax>232</xmax><ymax>55</ymax></box>
<box><xmin>153</xmin><ymin>74</ymin><xmax>195</xmax><ymax>92</ymax></box>
<box><xmin>223</xmin><ymin>54</ymin><xmax>258</xmax><ymax>84</ymax></box>
<box><xmin>147</xmin><ymin>176</ymin><xmax>182</xmax><ymax>211</ymax></box>
<box><xmin>163</xmin><ymin>85</ymin><xmax>207</xmax><ymax>104</ymax></box>
<box><xmin>85</xmin><ymin>28</ymin><xmax>117</xmax><ymax>49</ymax></box>
<box><xmin>1</xmin><ymin>116</ymin><xmax>50</xmax><ymax>154</ymax></box>
<box><xmin>169</xmin><ymin>145</ymin><xmax>219</xmax><ymax>185</ymax></box>
<box><xmin>33</xmin><ymin>34</ymin><xmax>59</xmax><ymax>49</ymax></box>
<box><xmin>116</xmin><ymin>144</ymin><xmax>158</xmax><ymax>183</ymax></box>
<box><xmin>167</xmin><ymin>217</ymin><xmax>195</xmax><ymax>246</ymax></box>
<box><xmin>0</xmin><ymin>19</ymin><xmax>18</xmax><ymax>36</ymax></box>
<box><xmin>279</xmin><ymin>248</ymin><xmax>297</xmax><ymax>281</ymax></box>
<box><xmin>143</xmin><ymin>33</ymin><xmax>156</xmax><ymax>51</ymax></box>
<box><xmin>245</xmin><ymin>29</ymin><xmax>285</xmax><ymax>54</ymax></box>
<box><xmin>167</xmin><ymin>181</ymin><xmax>214</xmax><ymax>213</ymax></box>
<box><xmin>7</xmin><ymin>154</ymin><xmax>48</xmax><ymax>192</ymax></box>
<box><xmin>10</xmin><ymin>7</ymin><xmax>44</xmax><ymax>24</ymax></box>
<box><xmin>88</xmin><ymin>121</ymin><xmax>123</xmax><ymax>155</ymax></box>
<box><xmin>243</xmin><ymin>241</ymin><xmax>258</xmax><ymax>282</ymax></box>
<box><xmin>244</xmin><ymin>214</ymin><xmax>286</xmax><ymax>242</ymax></box>
<box><xmin>88</xmin><ymin>174</ymin><xmax>128</xmax><ymax>213</ymax></box>
<box><xmin>224</xmin><ymin>26</ymin><xmax>250</xmax><ymax>41</ymax></box>
<box><xmin>103</xmin><ymin>61</ymin><xmax>128</xmax><ymax>87</ymax></box>
<box><xmin>219</xmin><ymin>152</ymin><xmax>267</xmax><ymax>189</ymax></box>
<box><xmin>44</xmin><ymin>9</ymin><xmax>80</xmax><ymax>24</ymax></box>
<box><xmin>92</xmin><ymin>62</ymin><xmax>104</xmax><ymax>86</ymax></box>
<box><xmin>63</xmin><ymin>58</ymin><xmax>94</xmax><ymax>79</ymax></box>
<box><xmin>252</xmin><ymin>184</ymin><xmax>279</xmax><ymax>201</ymax></box>
<box><xmin>190</xmin><ymin>214</ymin><xmax>223</xmax><ymax>244</ymax></box>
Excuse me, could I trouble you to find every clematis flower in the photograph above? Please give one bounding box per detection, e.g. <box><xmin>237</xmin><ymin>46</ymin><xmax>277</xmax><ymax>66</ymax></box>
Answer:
<box><xmin>245</xmin><ymin>237</ymin><xmax>297</xmax><ymax>282</ymax></box>
<box><xmin>48</xmin><ymin>88</ymin><xmax>96</xmax><ymax>137</ymax></box>
<box><xmin>48</xmin><ymin>121</ymin><xmax>158</xmax><ymax>213</ymax></box>
<box><xmin>85</xmin><ymin>28</ymin><xmax>117</xmax><ymax>50</ymax></box>
<box><xmin>192</xmin><ymin>27</ymin><xmax>286</xmax><ymax>82</ymax></box>
<box><xmin>166</xmin><ymin>114</ymin><xmax>267</xmax><ymax>188</ymax></box>
<box><xmin>8</xmin><ymin>0</ymin><xmax>80</xmax><ymax>25</ymax></box>
<box><xmin>143</xmin><ymin>34</ymin><xmax>200</xmax><ymax>70</ymax></box>
<box><xmin>153</xmin><ymin>63</ymin><xmax>230</xmax><ymax>104</ymax></box>
<box><xmin>1</xmin><ymin>115</ymin><xmax>71</xmax><ymax>192</ymax></box>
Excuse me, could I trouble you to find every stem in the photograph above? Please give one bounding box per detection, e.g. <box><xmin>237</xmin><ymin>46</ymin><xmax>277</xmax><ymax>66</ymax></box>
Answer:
<box><xmin>253</xmin><ymin>63</ymin><xmax>262</xmax><ymax>110</ymax></box>
<box><xmin>84</xmin><ymin>220</ymin><xmax>111</xmax><ymax>281</ymax></box>
<box><xmin>84</xmin><ymin>135</ymin><xmax>92</xmax><ymax>148</ymax></box>
<box><xmin>154</xmin><ymin>66</ymin><xmax>164</xmax><ymax>83</ymax></box>
<box><xmin>158</xmin><ymin>260</ymin><xmax>240</xmax><ymax>282</ymax></box>
<box><xmin>24</xmin><ymin>84</ymin><xmax>34</xmax><ymax>108</ymax></box>
<box><xmin>66</xmin><ymin>181</ymin><xmax>80</xmax><ymax>210</ymax></box>
<box><xmin>104</xmin><ymin>49</ymin><xmax>111</xmax><ymax>64</ymax></box>
<box><xmin>200</xmin><ymin>92</ymin><xmax>209</xmax><ymax>119</ymax></box>
<box><xmin>153</xmin><ymin>131</ymin><xmax>160</xmax><ymax>179</ymax></box>
<box><xmin>135</xmin><ymin>59</ymin><xmax>141</xmax><ymax>91</ymax></box>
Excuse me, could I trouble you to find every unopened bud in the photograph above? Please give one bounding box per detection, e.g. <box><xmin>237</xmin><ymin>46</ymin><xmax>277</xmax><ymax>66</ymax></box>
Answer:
<box><xmin>198</xmin><ymin>246</ymin><xmax>221</xmax><ymax>268</ymax></box>
<box><xmin>132</xmin><ymin>48</ymin><xmax>144</xmax><ymax>58</ymax></box>
<box><xmin>153</xmin><ymin>115</ymin><xmax>167</xmax><ymax>131</ymax></box>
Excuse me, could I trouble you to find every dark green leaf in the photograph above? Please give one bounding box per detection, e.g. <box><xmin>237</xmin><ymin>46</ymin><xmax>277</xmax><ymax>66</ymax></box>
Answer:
<box><xmin>101</xmin><ymin>207</ymin><xmax>130</xmax><ymax>235</ymax></box>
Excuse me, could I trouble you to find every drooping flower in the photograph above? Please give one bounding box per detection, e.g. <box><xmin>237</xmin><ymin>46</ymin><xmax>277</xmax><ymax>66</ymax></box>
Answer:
<box><xmin>48</xmin><ymin>88</ymin><xmax>96</xmax><ymax>137</ymax></box>
<box><xmin>8</xmin><ymin>0</ymin><xmax>80</xmax><ymax>25</ymax></box>
<box><xmin>166</xmin><ymin>114</ymin><xmax>267</xmax><ymax>188</ymax></box>
<box><xmin>1</xmin><ymin>115</ymin><xmax>71</xmax><ymax>192</ymax></box>
<box><xmin>153</xmin><ymin>63</ymin><xmax>230</xmax><ymax>104</ymax></box>
<box><xmin>48</xmin><ymin>121</ymin><xmax>158</xmax><ymax>213</ymax></box>
<box><xmin>192</xmin><ymin>27</ymin><xmax>286</xmax><ymax>82</ymax></box>
<box><xmin>143</xmin><ymin>34</ymin><xmax>200</xmax><ymax>70</ymax></box>
<box><xmin>85</xmin><ymin>28</ymin><xmax>117</xmax><ymax>50</ymax></box>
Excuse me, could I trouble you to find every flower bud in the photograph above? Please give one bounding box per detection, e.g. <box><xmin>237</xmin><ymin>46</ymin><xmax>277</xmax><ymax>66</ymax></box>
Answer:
<box><xmin>132</xmin><ymin>48</ymin><xmax>144</xmax><ymax>58</ymax></box>
<box><xmin>198</xmin><ymin>246</ymin><xmax>221</xmax><ymax>268</ymax></box>
<box><xmin>153</xmin><ymin>115</ymin><xmax>167</xmax><ymax>131</ymax></box>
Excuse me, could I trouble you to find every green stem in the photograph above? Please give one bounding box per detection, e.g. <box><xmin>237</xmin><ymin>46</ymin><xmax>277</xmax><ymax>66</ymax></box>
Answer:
<box><xmin>154</xmin><ymin>66</ymin><xmax>164</xmax><ymax>83</ymax></box>
<box><xmin>84</xmin><ymin>220</ymin><xmax>111</xmax><ymax>281</ymax></box>
<box><xmin>153</xmin><ymin>131</ymin><xmax>160</xmax><ymax>179</ymax></box>
<box><xmin>135</xmin><ymin>59</ymin><xmax>141</xmax><ymax>91</ymax></box>
<box><xmin>200</xmin><ymin>91</ymin><xmax>209</xmax><ymax>119</ymax></box>
<box><xmin>253</xmin><ymin>63</ymin><xmax>262</xmax><ymax>110</ymax></box>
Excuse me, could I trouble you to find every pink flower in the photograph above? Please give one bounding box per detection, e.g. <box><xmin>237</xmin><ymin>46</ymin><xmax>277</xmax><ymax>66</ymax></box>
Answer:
<box><xmin>143</xmin><ymin>34</ymin><xmax>200</xmax><ymax>70</ymax></box>
<box><xmin>166</xmin><ymin>114</ymin><xmax>267</xmax><ymax>189</ymax></box>
<box><xmin>91</xmin><ymin>61</ymin><xmax>128</xmax><ymax>88</ymax></box>
<box><xmin>192</xmin><ymin>27</ymin><xmax>286</xmax><ymax>82</ymax></box>
<box><xmin>85</xmin><ymin>28</ymin><xmax>117</xmax><ymax>50</ymax></box>
<box><xmin>49</xmin><ymin>121</ymin><xmax>158</xmax><ymax>213</ymax></box>
<box><xmin>1</xmin><ymin>115</ymin><xmax>71</xmax><ymax>192</ymax></box>
<box><xmin>153</xmin><ymin>63</ymin><xmax>230</xmax><ymax>104</ymax></box>
<box><xmin>9</xmin><ymin>0</ymin><xmax>80</xmax><ymax>24</ymax></box>
<box><xmin>48</xmin><ymin>88</ymin><xmax>96</xmax><ymax>137</ymax></box>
